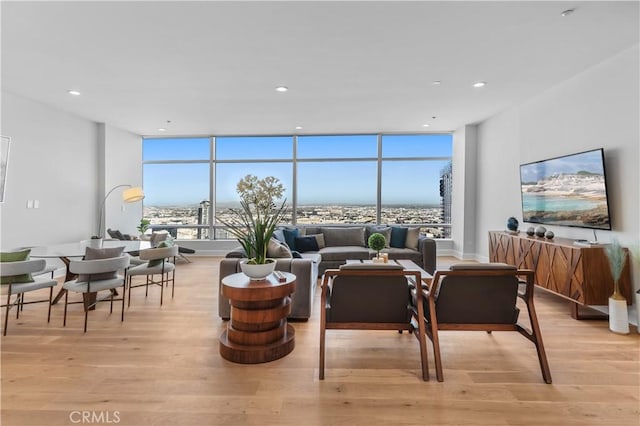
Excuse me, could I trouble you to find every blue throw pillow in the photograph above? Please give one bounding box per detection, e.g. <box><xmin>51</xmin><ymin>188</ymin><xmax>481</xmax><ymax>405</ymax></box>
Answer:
<box><xmin>390</xmin><ymin>226</ymin><xmax>408</xmax><ymax>248</ymax></box>
<box><xmin>294</xmin><ymin>236</ymin><xmax>319</xmax><ymax>253</ymax></box>
<box><xmin>283</xmin><ymin>228</ymin><xmax>299</xmax><ymax>251</ymax></box>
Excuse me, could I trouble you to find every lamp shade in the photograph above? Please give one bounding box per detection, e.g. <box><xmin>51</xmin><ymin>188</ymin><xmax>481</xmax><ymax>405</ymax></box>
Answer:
<box><xmin>122</xmin><ymin>186</ymin><xmax>144</xmax><ymax>203</ymax></box>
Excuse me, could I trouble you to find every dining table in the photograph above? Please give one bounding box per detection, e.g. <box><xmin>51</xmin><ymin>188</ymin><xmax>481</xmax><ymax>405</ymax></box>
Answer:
<box><xmin>30</xmin><ymin>239</ymin><xmax>150</xmax><ymax>307</ymax></box>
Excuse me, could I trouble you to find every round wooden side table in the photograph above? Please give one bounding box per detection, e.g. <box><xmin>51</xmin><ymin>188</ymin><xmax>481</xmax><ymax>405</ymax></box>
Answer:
<box><xmin>219</xmin><ymin>272</ymin><xmax>296</xmax><ymax>364</ymax></box>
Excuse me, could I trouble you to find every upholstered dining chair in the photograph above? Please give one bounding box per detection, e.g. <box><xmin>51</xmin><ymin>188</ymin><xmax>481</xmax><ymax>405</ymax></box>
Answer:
<box><xmin>414</xmin><ymin>263</ymin><xmax>552</xmax><ymax>384</ymax></box>
<box><xmin>319</xmin><ymin>263</ymin><xmax>429</xmax><ymax>381</ymax></box>
<box><xmin>126</xmin><ymin>245</ymin><xmax>178</xmax><ymax>306</ymax></box>
<box><xmin>62</xmin><ymin>255</ymin><xmax>130</xmax><ymax>332</ymax></box>
<box><xmin>1</xmin><ymin>259</ymin><xmax>58</xmax><ymax>336</ymax></box>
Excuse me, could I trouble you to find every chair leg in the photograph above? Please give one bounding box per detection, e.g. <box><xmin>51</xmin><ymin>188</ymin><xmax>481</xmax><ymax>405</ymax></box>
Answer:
<box><xmin>4</xmin><ymin>290</ymin><xmax>12</xmax><ymax>336</ymax></box>
<box><xmin>63</xmin><ymin>290</ymin><xmax>69</xmax><ymax>327</ymax></box>
<box><xmin>110</xmin><ymin>291</ymin><xmax>114</xmax><ymax>313</ymax></box>
<box><xmin>47</xmin><ymin>287</ymin><xmax>53</xmax><ymax>323</ymax></box>
<box><xmin>160</xmin><ymin>273</ymin><xmax>164</xmax><ymax>306</ymax></box>
<box><xmin>525</xmin><ymin>299</ymin><xmax>552</xmax><ymax>384</ymax></box>
<box><xmin>319</xmin><ymin>324</ymin><xmax>326</xmax><ymax>380</ymax></box>
<box><xmin>127</xmin><ymin>276</ymin><xmax>132</xmax><ymax>307</ymax></box>
<box><xmin>428</xmin><ymin>299</ymin><xmax>444</xmax><ymax>382</ymax></box>
<box><xmin>171</xmin><ymin>269</ymin><xmax>175</xmax><ymax>298</ymax></box>
<box><xmin>414</xmin><ymin>297</ymin><xmax>430</xmax><ymax>381</ymax></box>
<box><xmin>83</xmin><ymin>295</ymin><xmax>89</xmax><ymax>333</ymax></box>
<box><xmin>121</xmin><ymin>283</ymin><xmax>126</xmax><ymax>322</ymax></box>
<box><xmin>145</xmin><ymin>276</ymin><xmax>149</xmax><ymax>297</ymax></box>
<box><xmin>15</xmin><ymin>294</ymin><xmax>21</xmax><ymax>319</ymax></box>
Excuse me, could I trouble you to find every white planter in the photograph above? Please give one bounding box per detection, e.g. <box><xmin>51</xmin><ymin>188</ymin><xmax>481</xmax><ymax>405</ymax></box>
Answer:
<box><xmin>608</xmin><ymin>297</ymin><xmax>630</xmax><ymax>334</ymax></box>
<box><xmin>240</xmin><ymin>259</ymin><xmax>276</xmax><ymax>280</ymax></box>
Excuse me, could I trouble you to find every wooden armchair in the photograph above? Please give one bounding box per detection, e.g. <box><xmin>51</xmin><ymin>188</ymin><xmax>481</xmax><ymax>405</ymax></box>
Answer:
<box><xmin>414</xmin><ymin>263</ymin><xmax>551</xmax><ymax>383</ymax></box>
<box><xmin>319</xmin><ymin>263</ymin><xmax>429</xmax><ymax>380</ymax></box>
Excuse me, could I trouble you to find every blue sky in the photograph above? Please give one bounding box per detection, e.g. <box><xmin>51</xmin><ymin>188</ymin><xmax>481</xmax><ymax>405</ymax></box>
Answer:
<box><xmin>143</xmin><ymin>134</ymin><xmax>452</xmax><ymax>206</ymax></box>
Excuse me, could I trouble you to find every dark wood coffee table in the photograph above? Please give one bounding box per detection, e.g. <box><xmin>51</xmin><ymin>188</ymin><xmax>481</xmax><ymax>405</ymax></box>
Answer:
<box><xmin>219</xmin><ymin>272</ymin><xmax>296</xmax><ymax>364</ymax></box>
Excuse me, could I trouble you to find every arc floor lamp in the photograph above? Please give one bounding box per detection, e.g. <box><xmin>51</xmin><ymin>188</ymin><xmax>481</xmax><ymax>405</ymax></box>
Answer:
<box><xmin>96</xmin><ymin>184</ymin><xmax>145</xmax><ymax>238</ymax></box>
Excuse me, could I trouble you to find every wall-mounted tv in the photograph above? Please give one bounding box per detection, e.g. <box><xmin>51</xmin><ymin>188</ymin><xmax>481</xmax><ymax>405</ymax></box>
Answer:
<box><xmin>520</xmin><ymin>148</ymin><xmax>612</xmax><ymax>230</ymax></box>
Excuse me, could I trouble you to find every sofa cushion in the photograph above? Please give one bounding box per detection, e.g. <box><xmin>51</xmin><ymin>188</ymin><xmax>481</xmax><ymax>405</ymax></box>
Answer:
<box><xmin>273</xmin><ymin>229</ymin><xmax>286</xmax><ymax>244</ymax></box>
<box><xmin>306</xmin><ymin>233</ymin><xmax>326</xmax><ymax>249</ymax></box>
<box><xmin>267</xmin><ymin>238</ymin><xmax>293</xmax><ymax>258</ymax></box>
<box><xmin>320</xmin><ymin>227</ymin><xmax>365</xmax><ymax>247</ymax></box>
<box><xmin>365</xmin><ymin>225</ymin><xmax>391</xmax><ymax>248</ymax></box>
<box><xmin>295</xmin><ymin>236</ymin><xmax>319</xmax><ymax>253</ymax></box>
<box><xmin>405</xmin><ymin>227</ymin><xmax>420</xmax><ymax>250</ymax></box>
<box><xmin>319</xmin><ymin>246</ymin><xmax>370</xmax><ymax>261</ymax></box>
<box><xmin>282</xmin><ymin>228</ymin><xmax>299</xmax><ymax>251</ymax></box>
<box><xmin>390</xmin><ymin>226</ymin><xmax>408</xmax><ymax>248</ymax></box>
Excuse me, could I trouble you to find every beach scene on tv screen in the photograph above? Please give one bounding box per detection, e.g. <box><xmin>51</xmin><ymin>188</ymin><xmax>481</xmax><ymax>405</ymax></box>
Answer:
<box><xmin>520</xmin><ymin>150</ymin><xmax>610</xmax><ymax>229</ymax></box>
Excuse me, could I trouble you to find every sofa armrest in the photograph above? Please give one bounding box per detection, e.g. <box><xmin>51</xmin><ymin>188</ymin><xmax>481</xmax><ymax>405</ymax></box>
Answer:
<box><xmin>418</xmin><ymin>236</ymin><xmax>437</xmax><ymax>275</ymax></box>
<box><xmin>218</xmin><ymin>257</ymin><xmax>317</xmax><ymax>320</ymax></box>
<box><xmin>225</xmin><ymin>247</ymin><xmax>246</xmax><ymax>258</ymax></box>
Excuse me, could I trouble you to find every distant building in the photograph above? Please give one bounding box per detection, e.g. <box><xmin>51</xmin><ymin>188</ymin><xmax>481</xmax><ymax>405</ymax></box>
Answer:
<box><xmin>440</xmin><ymin>162</ymin><xmax>452</xmax><ymax>238</ymax></box>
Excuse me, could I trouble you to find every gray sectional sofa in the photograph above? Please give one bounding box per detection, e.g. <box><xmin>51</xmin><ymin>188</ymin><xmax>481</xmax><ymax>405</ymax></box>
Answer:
<box><xmin>294</xmin><ymin>225</ymin><xmax>437</xmax><ymax>275</ymax></box>
<box><xmin>218</xmin><ymin>225</ymin><xmax>437</xmax><ymax>321</ymax></box>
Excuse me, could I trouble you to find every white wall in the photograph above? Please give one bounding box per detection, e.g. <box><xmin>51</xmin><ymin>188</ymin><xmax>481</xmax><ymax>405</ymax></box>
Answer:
<box><xmin>0</xmin><ymin>92</ymin><xmax>143</xmax><ymax>251</ymax></box>
<box><xmin>451</xmin><ymin>125</ymin><xmax>478</xmax><ymax>259</ymax></box>
<box><xmin>474</xmin><ymin>45</ymin><xmax>640</xmax><ymax>292</ymax></box>
<box><xmin>0</xmin><ymin>92</ymin><xmax>99</xmax><ymax>249</ymax></box>
<box><xmin>102</xmin><ymin>124</ymin><xmax>143</xmax><ymax>237</ymax></box>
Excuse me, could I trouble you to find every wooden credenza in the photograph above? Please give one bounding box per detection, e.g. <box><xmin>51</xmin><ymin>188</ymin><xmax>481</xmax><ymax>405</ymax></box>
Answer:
<box><xmin>488</xmin><ymin>231</ymin><xmax>632</xmax><ymax>319</ymax></box>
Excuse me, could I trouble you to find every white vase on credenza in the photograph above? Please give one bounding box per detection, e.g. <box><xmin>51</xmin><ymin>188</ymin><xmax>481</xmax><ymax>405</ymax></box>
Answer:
<box><xmin>608</xmin><ymin>281</ymin><xmax>629</xmax><ymax>335</ymax></box>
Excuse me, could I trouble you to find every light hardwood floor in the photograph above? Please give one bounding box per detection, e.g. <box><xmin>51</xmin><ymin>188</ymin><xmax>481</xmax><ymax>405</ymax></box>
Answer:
<box><xmin>2</xmin><ymin>257</ymin><xmax>639</xmax><ymax>426</ymax></box>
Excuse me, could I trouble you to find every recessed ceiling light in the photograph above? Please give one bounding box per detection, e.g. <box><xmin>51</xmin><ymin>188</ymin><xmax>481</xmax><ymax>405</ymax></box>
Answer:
<box><xmin>432</xmin><ymin>81</ymin><xmax>441</xmax><ymax>85</ymax></box>
<box><xmin>158</xmin><ymin>128</ymin><xmax>167</xmax><ymax>132</ymax></box>
<box><xmin>472</xmin><ymin>81</ymin><xmax>487</xmax><ymax>88</ymax></box>
<box><xmin>67</xmin><ymin>90</ymin><xmax>81</xmax><ymax>96</ymax></box>
<box><xmin>422</xmin><ymin>124</ymin><xmax>430</xmax><ymax>128</ymax></box>
<box><xmin>295</xmin><ymin>126</ymin><xmax>303</xmax><ymax>130</ymax></box>
<box><xmin>561</xmin><ymin>9</ymin><xmax>575</xmax><ymax>17</ymax></box>
<box><xmin>275</xmin><ymin>86</ymin><xmax>288</xmax><ymax>92</ymax></box>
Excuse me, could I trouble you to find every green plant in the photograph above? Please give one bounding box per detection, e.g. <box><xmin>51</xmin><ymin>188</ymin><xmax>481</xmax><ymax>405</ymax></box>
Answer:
<box><xmin>137</xmin><ymin>218</ymin><xmax>151</xmax><ymax>234</ymax></box>
<box><xmin>216</xmin><ymin>175</ymin><xmax>287</xmax><ymax>265</ymax></box>
<box><xmin>368</xmin><ymin>232</ymin><xmax>386</xmax><ymax>257</ymax></box>
<box><xmin>605</xmin><ymin>238</ymin><xmax>628</xmax><ymax>300</ymax></box>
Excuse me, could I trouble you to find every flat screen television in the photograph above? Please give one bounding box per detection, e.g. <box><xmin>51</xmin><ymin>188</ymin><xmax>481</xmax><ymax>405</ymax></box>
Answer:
<box><xmin>519</xmin><ymin>148</ymin><xmax>612</xmax><ymax>230</ymax></box>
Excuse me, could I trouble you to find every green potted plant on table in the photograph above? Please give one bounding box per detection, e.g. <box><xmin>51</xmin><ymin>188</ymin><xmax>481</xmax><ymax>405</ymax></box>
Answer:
<box><xmin>217</xmin><ymin>174</ymin><xmax>287</xmax><ymax>280</ymax></box>
<box><xmin>368</xmin><ymin>232</ymin><xmax>387</xmax><ymax>262</ymax></box>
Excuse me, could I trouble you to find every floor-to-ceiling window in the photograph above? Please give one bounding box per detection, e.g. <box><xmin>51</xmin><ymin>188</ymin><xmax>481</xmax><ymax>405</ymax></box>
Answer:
<box><xmin>297</xmin><ymin>135</ymin><xmax>377</xmax><ymax>224</ymax></box>
<box><xmin>142</xmin><ymin>133</ymin><xmax>452</xmax><ymax>239</ymax></box>
<box><xmin>142</xmin><ymin>137</ymin><xmax>210</xmax><ymax>239</ymax></box>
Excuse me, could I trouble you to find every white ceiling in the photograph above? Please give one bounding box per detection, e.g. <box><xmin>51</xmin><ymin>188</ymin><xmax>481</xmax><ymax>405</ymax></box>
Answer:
<box><xmin>2</xmin><ymin>1</ymin><xmax>638</xmax><ymax>137</ymax></box>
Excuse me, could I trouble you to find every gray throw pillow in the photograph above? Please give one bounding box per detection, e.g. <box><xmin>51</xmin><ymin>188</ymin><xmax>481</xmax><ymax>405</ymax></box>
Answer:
<box><xmin>77</xmin><ymin>246</ymin><xmax>125</xmax><ymax>282</ymax></box>
<box><xmin>405</xmin><ymin>227</ymin><xmax>420</xmax><ymax>250</ymax></box>
<box><xmin>320</xmin><ymin>227</ymin><xmax>365</xmax><ymax>247</ymax></box>
<box><xmin>267</xmin><ymin>238</ymin><xmax>293</xmax><ymax>258</ymax></box>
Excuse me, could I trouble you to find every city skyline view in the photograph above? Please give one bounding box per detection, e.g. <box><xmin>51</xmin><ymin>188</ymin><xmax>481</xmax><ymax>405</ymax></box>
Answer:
<box><xmin>142</xmin><ymin>134</ymin><xmax>453</xmax><ymax>238</ymax></box>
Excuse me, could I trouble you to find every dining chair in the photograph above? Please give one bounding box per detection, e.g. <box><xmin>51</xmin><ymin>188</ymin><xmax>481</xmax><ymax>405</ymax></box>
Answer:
<box><xmin>62</xmin><ymin>255</ymin><xmax>130</xmax><ymax>332</ymax></box>
<box><xmin>414</xmin><ymin>263</ymin><xmax>552</xmax><ymax>383</ymax></box>
<box><xmin>319</xmin><ymin>263</ymin><xmax>429</xmax><ymax>380</ymax></box>
<box><xmin>1</xmin><ymin>259</ymin><xmax>58</xmax><ymax>336</ymax></box>
<box><xmin>126</xmin><ymin>245</ymin><xmax>178</xmax><ymax>306</ymax></box>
